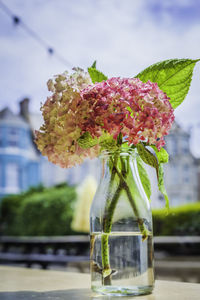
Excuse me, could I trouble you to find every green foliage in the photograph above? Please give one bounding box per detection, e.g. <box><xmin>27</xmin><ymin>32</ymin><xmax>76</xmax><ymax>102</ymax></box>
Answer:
<box><xmin>99</xmin><ymin>134</ymin><xmax>118</xmax><ymax>151</ymax></box>
<box><xmin>88</xmin><ymin>67</ymin><xmax>107</xmax><ymax>83</ymax></box>
<box><xmin>0</xmin><ymin>185</ymin><xmax>46</xmax><ymax>235</ymax></box>
<box><xmin>21</xmin><ymin>184</ymin><xmax>45</xmax><ymax>196</ymax></box>
<box><xmin>153</xmin><ymin>202</ymin><xmax>200</xmax><ymax>236</ymax></box>
<box><xmin>136</xmin><ymin>156</ymin><xmax>151</xmax><ymax>201</ymax></box>
<box><xmin>136</xmin><ymin>143</ymin><xmax>169</xmax><ymax>209</ymax></box>
<box><xmin>91</xmin><ymin>60</ymin><xmax>97</xmax><ymax>68</ymax></box>
<box><xmin>78</xmin><ymin>131</ymin><xmax>118</xmax><ymax>152</ymax></box>
<box><xmin>157</xmin><ymin>164</ymin><xmax>169</xmax><ymax>210</ymax></box>
<box><xmin>77</xmin><ymin>132</ymin><xmax>98</xmax><ymax>149</ymax></box>
<box><xmin>151</xmin><ymin>147</ymin><xmax>169</xmax><ymax>209</ymax></box>
<box><xmin>136</xmin><ymin>143</ymin><xmax>158</xmax><ymax>173</ymax></box>
<box><xmin>150</xmin><ymin>146</ymin><xmax>169</xmax><ymax>164</ymax></box>
<box><xmin>136</xmin><ymin>58</ymin><xmax>200</xmax><ymax>109</ymax></box>
<box><xmin>0</xmin><ymin>194</ymin><xmax>22</xmax><ymax>235</ymax></box>
<box><xmin>0</xmin><ymin>184</ymin><xmax>77</xmax><ymax>236</ymax></box>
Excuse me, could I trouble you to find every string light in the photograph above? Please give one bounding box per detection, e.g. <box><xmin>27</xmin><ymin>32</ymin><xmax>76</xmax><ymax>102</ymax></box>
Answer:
<box><xmin>0</xmin><ymin>0</ymin><xmax>73</xmax><ymax>69</ymax></box>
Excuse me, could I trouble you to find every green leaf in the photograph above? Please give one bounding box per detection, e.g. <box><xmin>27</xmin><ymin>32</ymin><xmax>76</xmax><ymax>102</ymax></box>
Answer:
<box><xmin>91</xmin><ymin>60</ymin><xmax>97</xmax><ymax>68</ymax></box>
<box><xmin>78</xmin><ymin>131</ymin><xmax>118</xmax><ymax>152</ymax></box>
<box><xmin>136</xmin><ymin>59</ymin><xmax>200</xmax><ymax>109</ymax></box>
<box><xmin>136</xmin><ymin>143</ymin><xmax>159</xmax><ymax>177</ymax></box>
<box><xmin>151</xmin><ymin>146</ymin><xmax>169</xmax><ymax>164</ymax></box>
<box><xmin>126</xmin><ymin>106</ymin><xmax>134</xmax><ymax>117</ymax></box>
<box><xmin>158</xmin><ymin>164</ymin><xmax>169</xmax><ymax>210</ymax></box>
<box><xmin>136</xmin><ymin>156</ymin><xmax>151</xmax><ymax>201</ymax></box>
<box><xmin>99</xmin><ymin>134</ymin><xmax>118</xmax><ymax>151</ymax></box>
<box><xmin>137</xmin><ymin>143</ymin><xmax>169</xmax><ymax>209</ymax></box>
<box><xmin>77</xmin><ymin>132</ymin><xmax>98</xmax><ymax>149</ymax></box>
<box><xmin>88</xmin><ymin>67</ymin><xmax>108</xmax><ymax>83</ymax></box>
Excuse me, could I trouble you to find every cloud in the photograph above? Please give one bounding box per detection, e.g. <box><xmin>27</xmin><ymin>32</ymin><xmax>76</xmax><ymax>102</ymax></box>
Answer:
<box><xmin>145</xmin><ymin>0</ymin><xmax>200</xmax><ymax>29</ymax></box>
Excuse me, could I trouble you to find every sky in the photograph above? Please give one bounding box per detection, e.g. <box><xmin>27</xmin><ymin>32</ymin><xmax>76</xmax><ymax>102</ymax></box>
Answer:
<box><xmin>0</xmin><ymin>0</ymin><xmax>200</xmax><ymax>155</ymax></box>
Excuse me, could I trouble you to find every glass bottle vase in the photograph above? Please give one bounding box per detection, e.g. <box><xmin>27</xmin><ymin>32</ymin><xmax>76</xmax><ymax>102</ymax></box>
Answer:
<box><xmin>90</xmin><ymin>148</ymin><xmax>154</xmax><ymax>296</ymax></box>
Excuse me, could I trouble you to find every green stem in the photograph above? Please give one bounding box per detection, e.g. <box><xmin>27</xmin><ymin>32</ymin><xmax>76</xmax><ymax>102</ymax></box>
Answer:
<box><xmin>101</xmin><ymin>154</ymin><xmax>149</xmax><ymax>285</ymax></box>
<box><xmin>101</xmin><ymin>171</ymin><xmax>122</xmax><ymax>282</ymax></box>
<box><xmin>113</xmin><ymin>160</ymin><xmax>149</xmax><ymax>240</ymax></box>
<box><xmin>100</xmin><ymin>153</ymin><xmax>121</xmax><ymax>284</ymax></box>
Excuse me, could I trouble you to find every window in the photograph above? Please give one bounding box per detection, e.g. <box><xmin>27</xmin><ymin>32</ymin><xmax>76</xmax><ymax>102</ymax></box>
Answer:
<box><xmin>166</xmin><ymin>136</ymin><xmax>178</xmax><ymax>156</ymax></box>
<box><xmin>172</xmin><ymin>138</ymin><xmax>178</xmax><ymax>155</ymax></box>
<box><xmin>5</xmin><ymin>163</ymin><xmax>19</xmax><ymax>189</ymax></box>
<box><xmin>182</xmin><ymin>137</ymin><xmax>188</xmax><ymax>154</ymax></box>
<box><xmin>186</xmin><ymin>195</ymin><xmax>191</xmax><ymax>202</ymax></box>
<box><xmin>183</xmin><ymin>164</ymin><xmax>190</xmax><ymax>183</ymax></box>
<box><xmin>171</xmin><ymin>163</ymin><xmax>178</xmax><ymax>184</ymax></box>
<box><xmin>0</xmin><ymin>128</ymin><xmax>2</xmax><ymax>146</ymax></box>
<box><xmin>0</xmin><ymin>163</ymin><xmax>2</xmax><ymax>186</ymax></box>
<box><xmin>7</xmin><ymin>128</ymin><xmax>19</xmax><ymax>147</ymax></box>
<box><xmin>171</xmin><ymin>194</ymin><xmax>180</xmax><ymax>206</ymax></box>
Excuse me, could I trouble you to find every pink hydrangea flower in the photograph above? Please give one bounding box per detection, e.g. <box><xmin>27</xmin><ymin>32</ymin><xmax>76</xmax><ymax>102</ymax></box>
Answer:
<box><xmin>80</xmin><ymin>77</ymin><xmax>174</xmax><ymax>149</ymax></box>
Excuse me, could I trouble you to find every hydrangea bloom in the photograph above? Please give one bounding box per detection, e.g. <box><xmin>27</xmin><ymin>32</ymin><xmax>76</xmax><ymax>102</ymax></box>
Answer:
<box><xmin>80</xmin><ymin>77</ymin><xmax>174</xmax><ymax>149</ymax></box>
<box><xmin>35</xmin><ymin>71</ymin><xmax>174</xmax><ymax>168</ymax></box>
<box><xmin>35</xmin><ymin>68</ymin><xmax>99</xmax><ymax>168</ymax></box>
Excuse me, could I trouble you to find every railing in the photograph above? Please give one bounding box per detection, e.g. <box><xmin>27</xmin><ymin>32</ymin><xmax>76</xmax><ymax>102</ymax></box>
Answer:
<box><xmin>154</xmin><ymin>236</ymin><xmax>200</xmax><ymax>255</ymax></box>
<box><xmin>0</xmin><ymin>235</ymin><xmax>90</xmax><ymax>269</ymax></box>
<box><xmin>154</xmin><ymin>236</ymin><xmax>200</xmax><ymax>282</ymax></box>
<box><xmin>0</xmin><ymin>235</ymin><xmax>200</xmax><ymax>281</ymax></box>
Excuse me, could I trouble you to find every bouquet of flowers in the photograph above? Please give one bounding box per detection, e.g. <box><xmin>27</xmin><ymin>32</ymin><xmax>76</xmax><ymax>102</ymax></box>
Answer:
<box><xmin>35</xmin><ymin>59</ymin><xmax>199</xmax><ymax>209</ymax></box>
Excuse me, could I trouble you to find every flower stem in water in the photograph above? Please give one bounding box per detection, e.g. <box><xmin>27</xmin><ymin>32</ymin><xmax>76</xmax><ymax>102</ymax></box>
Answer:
<box><xmin>101</xmin><ymin>154</ymin><xmax>149</xmax><ymax>285</ymax></box>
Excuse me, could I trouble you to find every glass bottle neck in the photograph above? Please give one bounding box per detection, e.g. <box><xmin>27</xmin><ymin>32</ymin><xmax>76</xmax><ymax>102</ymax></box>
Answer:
<box><xmin>98</xmin><ymin>148</ymin><xmax>150</xmax><ymax>211</ymax></box>
<box><xmin>99</xmin><ymin>149</ymin><xmax>137</xmax><ymax>179</ymax></box>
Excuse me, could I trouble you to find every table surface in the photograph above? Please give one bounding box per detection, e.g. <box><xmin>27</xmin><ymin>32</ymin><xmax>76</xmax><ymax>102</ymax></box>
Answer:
<box><xmin>0</xmin><ymin>266</ymin><xmax>200</xmax><ymax>300</ymax></box>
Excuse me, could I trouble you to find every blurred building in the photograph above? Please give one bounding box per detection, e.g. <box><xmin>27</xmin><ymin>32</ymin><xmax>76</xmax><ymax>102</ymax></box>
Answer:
<box><xmin>0</xmin><ymin>100</ymin><xmax>40</xmax><ymax>198</ymax></box>
<box><xmin>0</xmin><ymin>99</ymin><xmax>199</xmax><ymax>207</ymax></box>
<box><xmin>197</xmin><ymin>159</ymin><xmax>200</xmax><ymax>203</ymax></box>
<box><xmin>151</xmin><ymin>123</ymin><xmax>199</xmax><ymax>207</ymax></box>
<box><xmin>0</xmin><ymin>99</ymin><xmax>98</xmax><ymax>199</ymax></box>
